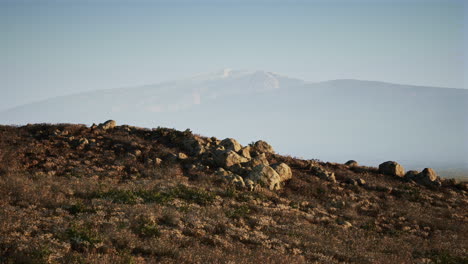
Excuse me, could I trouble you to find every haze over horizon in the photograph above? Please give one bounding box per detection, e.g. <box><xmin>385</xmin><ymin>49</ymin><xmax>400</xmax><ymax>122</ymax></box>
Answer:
<box><xmin>1</xmin><ymin>0</ymin><xmax>467</xmax><ymax>110</ymax></box>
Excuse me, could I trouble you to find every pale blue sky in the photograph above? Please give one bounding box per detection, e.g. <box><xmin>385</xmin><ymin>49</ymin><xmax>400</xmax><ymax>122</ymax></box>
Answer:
<box><xmin>1</xmin><ymin>0</ymin><xmax>466</xmax><ymax>110</ymax></box>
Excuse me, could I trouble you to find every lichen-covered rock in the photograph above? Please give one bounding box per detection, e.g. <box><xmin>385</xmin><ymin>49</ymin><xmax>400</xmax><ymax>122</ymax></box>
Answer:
<box><xmin>271</xmin><ymin>163</ymin><xmax>293</xmax><ymax>182</ymax></box>
<box><xmin>220</xmin><ymin>138</ymin><xmax>242</xmax><ymax>152</ymax></box>
<box><xmin>378</xmin><ymin>161</ymin><xmax>405</xmax><ymax>177</ymax></box>
<box><xmin>248</xmin><ymin>165</ymin><xmax>282</xmax><ymax>190</ymax></box>
<box><xmin>252</xmin><ymin>140</ymin><xmax>275</xmax><ymax>154</ymax></box>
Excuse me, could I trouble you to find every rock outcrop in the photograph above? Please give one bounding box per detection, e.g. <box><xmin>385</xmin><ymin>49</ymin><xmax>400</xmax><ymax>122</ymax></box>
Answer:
<box><xmin>98</xmin><ymin>120</ymin><xmax>116</xmax><ymax>130</ymax></box>
<box><xmin>378</xmin><ymin>161</ymin><xmax>405</xmax><ymax>177</ymax></box>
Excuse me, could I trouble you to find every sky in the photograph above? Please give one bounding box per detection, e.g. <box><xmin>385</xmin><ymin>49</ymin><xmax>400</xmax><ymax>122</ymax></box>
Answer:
<box><xmin>1</xmin><ymin>0</ymin><xmax>466</xmax><ymax>110</ymax></box>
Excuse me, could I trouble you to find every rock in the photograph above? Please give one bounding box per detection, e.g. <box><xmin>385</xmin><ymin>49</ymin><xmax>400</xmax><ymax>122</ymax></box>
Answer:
<box><xmin>345</xmin><ymin>160</ymin><xmax>358</xmax><ymax>167</ymax></box>
<box><xmin>227</xmin><ymin>174</ymin><xmax>246</xmax><ymax>189</ymax></box>
<box><xmin>220</xmin><ymin>138</ymin><xmax>242</xmax><ymax>152</ymax></box>
<box><xmin>337</xmin><ymin>219</ymin><xmax>353</xmax><ymax>228</ymax></box>
<box><xmin>98</xmin><ymin>120</ymin><xmax>116</xmax><ymax>130</ymax></box>
<box><xmin>310</xmin><ymin>165</ymin><xmax>336</xmax><ymax>183</ymax></box>
<box><xmin>228</xmin><ymin>164</ymin><xmax>249</xmax><ymax>176</ymax></box>
<box><xmin>245</xmin><ymin>153</ymin><xmax>269</xmax><ymax>168</ymax></box>
<box><xmin>248</xmin><ymin>165</ymin><xmax>282</xmax><ymax>190</ymax></box>
<box><xmin>252</xmin><ymin>140</ymin><xmax>275</xmax><ymax>154</ymax></box>
<box><xmin>378</xmin><ymin>161</ymin><xmax>405</xmax><ymax>177</ymax></box>
<box><xmin>415</xmin><ymin>168</ymin><xmax>440</xmax><ymax>186</ymax></box>
<box><xmin>215</xmin><ymin>167</ymin><xmax>230</xmax><ymax>177</ymax></box>
<box><xmin>404</xmin><ymin>170</ymin><xmax>420</xmax><ymax>180</ymax></box>
<box><xmin>154</xmin><ymin>158</ymin><xmax>163</xmax><ymax>165</ymax></box>
<box><xmin>357</xmin><ymin>178</ymin><xmax>366</xmax><ymax>186</ymax></box>
<box><xmin>238</xmin><ymin>146</ymin><xmax>252</xmax><ymax>159</ymax></box>
<box><xmin>245</xmin><ymin>179</ymin><xmax>256</xmax><ymax>191</ymax></box>
<box><xmin>183</xmin><ymin>138</ymin><xmax>205</xmax><ymax>155</ymax></box>
<box><xmin>78</xmin><ymin>138</ymin><xmax>89</xmax><ymax>146</ymax></box>
<box><xmin>271</xmin><ymin>163</ymin><xmax>293</xmax><ymax>182</ymax></box>
<box><xmin>177</xmin><ymin>152</ymin><xmax>188</xmax><ymax>160</ymax></box>
<box><xmin>214</xmin><ymin>150</ymin><xmax>249</xmax><ymax>168</ymax></box>
<box><xmin>346</xmin><ymin>178</ymin><xmax>358</xmax><ymax>186</ymax></box>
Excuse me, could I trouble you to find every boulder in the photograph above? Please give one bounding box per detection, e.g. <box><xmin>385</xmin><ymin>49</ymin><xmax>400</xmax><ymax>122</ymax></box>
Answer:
<box><xmin>214</xmin><ymin>150</ymin><xmax>249</xmax><ymax>168</ymax></box>
<box><xmin>183</xmin><ymin>138</ymin><xmax>205</xmax><ymax>155</ymax></box>
<box><xmin>345</xmin><ymin>160</ymin><xmax>359</xmax><ymax>167</ymax></box>
<box><xmin>414</xmin><ymin>168</ymin><xmax>439</xmax><ymax>186</ymax></box>
<box><xmin>248</xmin><ymin>165</ymin><xmax>282</xmax><ymax>190</ymax></box>
<box><xmin>271</xmin><ymin>163</ymin><xmax>293</xmax><ymax>182</ymax></box>
<box><xmin>404</xmin><ymin>170</ymin><xmax>420</xmax><ymax>180</ymax></box>
<box><xmin>378</xmin><ymin>161</ymin><xmax>405</xmax><ymax>177</ymax></box>
<box><xmin>98</xmin><ymin>120</ymin><xmax>116</xmax><ymax>130</ymax></box>
<box><xmin>220</xmin><ymin>138</ymin><xmax>242</xmax><ymax>152</ymax></box>
<box><xmin>245</xmin><ymin>153</ymin><xmax>269</xmax><ymax>168</ymax></box>
<box><xmin>253</xmin><ymin>140</ymin><xmax>275</xmax><ymax>154</ymax></box>
<box><xmin>226</xmin><ymin>174</ymin><xmax>246</xmax><ymax>189</ymax></box>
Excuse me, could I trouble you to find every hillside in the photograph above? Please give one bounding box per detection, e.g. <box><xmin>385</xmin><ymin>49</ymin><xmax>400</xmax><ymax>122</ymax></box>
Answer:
<box><xmin>0</xmin><ymin>121</ymin><xmax>467</xmax><ymax>264</ymax></box>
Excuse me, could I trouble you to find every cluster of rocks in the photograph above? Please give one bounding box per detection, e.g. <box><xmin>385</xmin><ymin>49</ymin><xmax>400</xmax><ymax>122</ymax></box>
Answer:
<box><xmin>378</xmin><ymin>161</ymin><xmax>441</xmax><ymax>186</ymax></box>
<box><xmin>181</xmin><ymin>137</ymin><xmax>292</xmax><ymax>191</ymax></box>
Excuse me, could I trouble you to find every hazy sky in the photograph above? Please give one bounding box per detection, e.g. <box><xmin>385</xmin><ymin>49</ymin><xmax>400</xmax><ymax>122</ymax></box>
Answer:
<box><xmin>1</xmin><ymin>0</ymin><xmax>466</xmax><ymax>110</ymax></box>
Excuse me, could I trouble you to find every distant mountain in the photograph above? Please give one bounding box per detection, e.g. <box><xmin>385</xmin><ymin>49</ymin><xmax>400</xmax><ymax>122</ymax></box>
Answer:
<box><xmin>1</xmin><ymin>70</ymin><xmax>467</xmax><ymax>177</ymax></box>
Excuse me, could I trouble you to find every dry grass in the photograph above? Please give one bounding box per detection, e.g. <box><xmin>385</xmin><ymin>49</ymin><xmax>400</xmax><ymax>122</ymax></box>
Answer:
<box><xmin>0</xmin><ymin>123</ymin><xmax>467</xmax><ymax>263</ymax></box>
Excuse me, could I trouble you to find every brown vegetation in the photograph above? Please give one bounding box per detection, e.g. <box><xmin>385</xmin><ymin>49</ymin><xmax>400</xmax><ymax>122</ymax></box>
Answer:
<box><xmin>0</xmin><ymin>123</ymin><xmax>467</xmax><ymax>263</ymax></box>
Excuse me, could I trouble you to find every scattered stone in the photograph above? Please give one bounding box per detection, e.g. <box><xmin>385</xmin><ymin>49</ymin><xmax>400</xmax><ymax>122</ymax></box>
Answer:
<box><xmin>337</xmin><ymin>219</ymin><xmax>353</xmax><ymax>228</ymax></box>
<box><xmin>78</xmin><ymin>138</ymin><xmax>89</xmax><ymax>146</ymax></box>
<box><xmin>252</xmin><ymin>140</ymin><xmax>275</xmax><ymax>154</ymax></box>
<box><xmin>378</xmin><ymin>161</ymin><xmax>405</xmax><ymax>177</ymax></box>
<box><xmin>271</xmin><ymin>163</ymin><xmax>293</xmax><ymax>182</ymax></box>
<box><xmin>357</xmin><ymin>178</ymin><xmax>366</xmax><ymax>186</ymax></box>
<box><xmin>178</xmin><ymin>152</ymin><xmax>189</xmax><ymax>160</ymax></box>
<box><xmin>154</xmin><ymin>158</ymin><xmax>163</xmax><ymax>165</ymax></box>
<box><xmin>248</xmin><ymin>165</ymin><xmax>282</xmax><ymax>190</ymax></box>
<box><xmin>345</xmin><ymin>160</ymin><xmax>359</xmax><ymax>167</ymax></box>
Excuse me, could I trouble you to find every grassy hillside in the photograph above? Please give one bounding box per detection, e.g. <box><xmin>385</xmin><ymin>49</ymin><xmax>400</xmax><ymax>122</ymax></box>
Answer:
<box><xmin>0</xmin><ymin>122</ymin><xmax>467</xmax><ymax>263</ymax></box>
